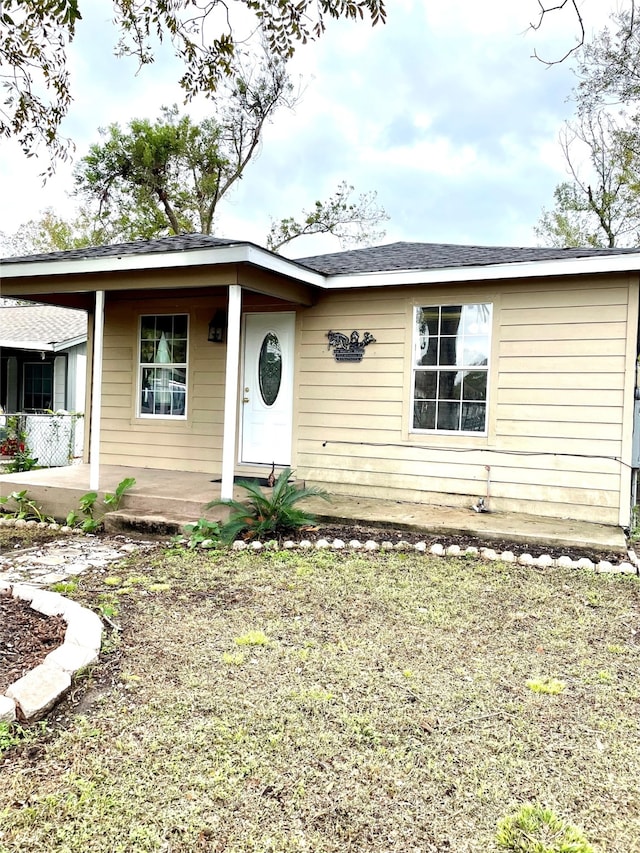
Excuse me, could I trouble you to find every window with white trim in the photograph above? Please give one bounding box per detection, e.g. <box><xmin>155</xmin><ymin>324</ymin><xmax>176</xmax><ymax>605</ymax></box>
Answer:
<box><xmin>139</xmin><ymin>314</ymin><xmax>188</xmax><ymax>417</ymax></box>
<box><xmin>412</xmin><ymin>303</ymin><xmax>492</xmax><ymax>433</ymax></box>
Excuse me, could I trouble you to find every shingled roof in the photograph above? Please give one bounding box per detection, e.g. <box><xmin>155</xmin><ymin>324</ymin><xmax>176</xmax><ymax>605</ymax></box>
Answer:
<box><xmin>0</xmin><ymin>304</ymin><xmax>87</xmax><ymax>350</ymax></box>
<box><xmin>0</xmin><ymin>234</ymin><xmax>241</xmax><ymax>266</ymax></box>
<box><xmin>295</xmin><ymin>241</ymin><xmax>640</xmax><ymax>275</ymax></box>
<box><xmin>2</xmin><ymin>234</ymin><xmax>639</xmax><ymax>277</ymax></box>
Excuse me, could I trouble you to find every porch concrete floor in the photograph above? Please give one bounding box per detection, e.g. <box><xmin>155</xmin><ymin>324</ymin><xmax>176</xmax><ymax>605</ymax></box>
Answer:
<box><xmin>0</xmin><ymin>463</ymin><xmax>628</xmax><ymax>554</ymax></box>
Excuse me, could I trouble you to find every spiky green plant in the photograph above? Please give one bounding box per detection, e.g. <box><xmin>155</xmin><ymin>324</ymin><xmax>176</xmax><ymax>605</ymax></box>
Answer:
<box><xmin>206</xmin><ymin>468</ymin><xmax>329</xmax><ymax>543</ymax></box>
<box><xmin>497</xmin><ymin>803</ymin><xmax>593</xmax><ymax>853</ymax></box>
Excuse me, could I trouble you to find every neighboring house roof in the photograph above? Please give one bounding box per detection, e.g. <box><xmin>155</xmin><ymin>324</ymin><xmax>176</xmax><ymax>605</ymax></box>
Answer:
<box><xmin>0</xmin><ymin>304</ymin><xmax>87</xmax><ymax>352</ymax></box>
<box><xmin>3</xmin><ymin>234</ymin><xmax>640</xmax><ymax>290</ymax></box>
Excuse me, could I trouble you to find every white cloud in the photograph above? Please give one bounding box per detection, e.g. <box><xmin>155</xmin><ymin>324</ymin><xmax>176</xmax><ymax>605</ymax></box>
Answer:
<box><xmin>365</xmin><ymin>137</ymin><xmax>479</xmax><ymax>177</ymax></box>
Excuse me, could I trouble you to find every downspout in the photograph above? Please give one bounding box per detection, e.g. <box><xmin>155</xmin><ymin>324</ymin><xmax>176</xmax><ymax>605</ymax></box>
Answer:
<box><xmin>221</xmin><ymin>285</ymin><xmax>241</xmax><ymax>501</ymax></box>
<box><xmin>89</xmin><ymin>291</ymin><xmax>105</xmax><ymax>491</ymax></box>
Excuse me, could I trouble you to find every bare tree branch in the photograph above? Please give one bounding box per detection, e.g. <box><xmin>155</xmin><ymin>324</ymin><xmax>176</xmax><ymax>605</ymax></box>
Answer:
<box><xmin>530</xmin><ymin>0</ymin><xmax>585</xmax><ymax>66</ymax></box>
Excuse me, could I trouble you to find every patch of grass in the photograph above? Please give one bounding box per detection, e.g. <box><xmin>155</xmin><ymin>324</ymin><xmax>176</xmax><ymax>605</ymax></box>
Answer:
<box><xmin>0</xmin><ymin>527</ymin><xmax>71</xmax><ymax>551</ymax></box>
<box><xmin>233</xmin><ymin>630</ymin><xmax>270</xmax><ymax>646</ymax></box>
<box><xmin>50</xmin><ymin>580</ymin><xmax>79</xmax><ymax>595</ymax></box>
<box><xmin>526</xmin><ymin>677</ymin><xmax>566</xmax><ymax>695</ymax></box>
<box><xmin>497</xmin><ymin>803</ymin><xmax>593</xmax><ymax>852</ymax></box>
<box><xmin>1</xmin><ymin>549</ymin><xmax>639</xmax><ymax>851</ymax></box>
<box><xmin>221</xmin><ymin>651</ymin><xmax>245</xmax><ymax>666</ymax></box>
<box><xmin>0</xmin><ymin>721</ymin><xmax>48</xmax><ymax>758</ymax></box>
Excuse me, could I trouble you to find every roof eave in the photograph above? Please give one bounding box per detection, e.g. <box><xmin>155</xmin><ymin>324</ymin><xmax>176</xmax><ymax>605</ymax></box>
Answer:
<box><xmin>0</xmin><ymin>340</ymin><xmax>55</xmax><ymax>352</ymax></box>
<box><xmin>0</xmin><ymin>243</ymin><xmax>326</xmax><ymax>288</ymax></box>
<box><xmin>4</xmin><ymin>244</ymin><xmax>640</xmax><ymax>291</ymax></box>
<box><xmin>321</xmin><ymin>253</ymin><xmax>640</xmax><ymax>288</ymax></box>
<box><xmin>0</xmin><ymin>334</ymin><xmax>86</xmax><ymax>352</ymax></box>
<box><xmin>52</xmin><ymin>334</ymin><xmax>87</xmax><ymax>351</ymax></box>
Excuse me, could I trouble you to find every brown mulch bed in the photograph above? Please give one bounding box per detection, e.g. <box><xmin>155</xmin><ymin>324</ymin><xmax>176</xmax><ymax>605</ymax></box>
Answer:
<box><xmin>310</xmin><ymin>522</ymin><xmax>628</xmax><ymax>565</ymax></box>
<box><xmin>0</xmin><ymin>593</ymin><xmax>66</xmax><ymax>695</ymax></box>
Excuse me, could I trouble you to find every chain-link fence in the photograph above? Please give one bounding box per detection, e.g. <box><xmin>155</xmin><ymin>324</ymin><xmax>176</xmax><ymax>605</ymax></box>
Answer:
<box><xmin>0</xmin><ymin>412</ymin><xmax>84</xmax><ymax>470</ymax></box>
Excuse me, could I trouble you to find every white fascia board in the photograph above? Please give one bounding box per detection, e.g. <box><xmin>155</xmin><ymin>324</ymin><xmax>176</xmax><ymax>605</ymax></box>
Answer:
<box><xmin>0</xmin><ymin>340</ymin><xmax>54</xmax><ymax>351</ymax></box>
<box><xmin>322</xmin><ymin>253</ymin><xmax>640</xmax><ymax>289</ymax></box>
<box><xmin>243</xmin><ymin>245</ymin><xmax>326</xmax><ymax>287</ymax></box>
<box><xmin>51</xmin><ymin>335</ymin><xmax>88</xmax><ymax>351</ymax></box>
<box><xmin>5</xmin><ymin>243</ymin><xmax>640</xmax><ymax>292</ymax></box>
<box><xmin>0</xmin><ymin>244</ymin><xmax>326</xmax><ymax>288</ymax></box>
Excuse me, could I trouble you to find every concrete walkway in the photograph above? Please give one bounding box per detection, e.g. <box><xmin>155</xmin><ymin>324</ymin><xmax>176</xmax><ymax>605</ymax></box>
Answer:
<box><xmin>0</xmin><ymin>464</ymin><xmax>628</xmax><ymax>553</ymax></box>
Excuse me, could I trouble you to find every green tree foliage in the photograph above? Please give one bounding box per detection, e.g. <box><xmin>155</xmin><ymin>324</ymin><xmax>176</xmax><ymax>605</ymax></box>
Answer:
<box><xmin>0</xmin><ymin>0</ymin><xmax>386</xmax><ymax>164</ymax></box>
<box><xmin>0</xmin><ymin>207</ymin><xmax>99</xmax><ymax>257</ymax></box>
<box><xmin>73</xmin><ymin>58</ymin><xmax>294</xmax><ymax>240</ymax></box>
<box><xmin>266</xmin><ymin>181</ymin><xmax>388</xmax><ymax>252</ymax></box>
<box><xmin>536</xmin><ymin>110</ymin><xmax>640</xmax><ymax>248</ymax></box>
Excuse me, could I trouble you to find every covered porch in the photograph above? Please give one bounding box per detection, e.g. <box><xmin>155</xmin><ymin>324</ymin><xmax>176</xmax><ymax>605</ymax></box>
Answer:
<box><xmin>1</xmin><ymin>239</ymin><xmax>322</xmax><ymax>505</ymax></box>
<box><xmin>0</xmin><ymin>463</ymin><xmax>628</xmax><ymax>553</ymax></box>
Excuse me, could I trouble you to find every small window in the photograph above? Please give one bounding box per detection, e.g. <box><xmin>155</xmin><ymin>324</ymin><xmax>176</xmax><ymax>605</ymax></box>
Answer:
<box><xmin>139</xmin><ymin>315</ymin><xmax>188</xmax><ymax>417</ymax></box>
<box><xmin>412</xmin><ymin>303</ymin><xmax>492</xmax><ymax>433</ymax></box>
<box><xmin>23</xmin><ymin>362</ymin><xmax>54</xmax><ymax>412</ymax></box>
<box><xmin>258</xmin><ymin>332</ymin><xmax>282</xmax><ymax>406</ymax></box>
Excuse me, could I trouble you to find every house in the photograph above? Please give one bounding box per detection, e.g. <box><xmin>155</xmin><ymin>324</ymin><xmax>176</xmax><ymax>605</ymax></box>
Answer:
<box><xmin>1</xmin><ymin>234</ymin><xmax>638</xmax><ymax>531</ymax></box>
<box><xmin>0</xmin><ymin>302</ymin><xmax>87</xmax><ymax>414</ymax></box>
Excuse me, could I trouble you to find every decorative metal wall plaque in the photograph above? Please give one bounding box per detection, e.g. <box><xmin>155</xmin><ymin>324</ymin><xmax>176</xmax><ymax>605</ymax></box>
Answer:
<box><xmin>327</xmin><ymin>330</ymin><xmax>376</xmax><ymax>362</ymax></box>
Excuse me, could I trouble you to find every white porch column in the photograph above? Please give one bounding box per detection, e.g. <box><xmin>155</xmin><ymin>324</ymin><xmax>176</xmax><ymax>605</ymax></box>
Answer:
<box><xmin>89</xmin><ymin>291</ymin><xmax>105</xmax><ymax>491</ymax></box>
<box><xmin>221</xmin><ymin>285</ymin><xmax>242</xmax><ymax>500</ymax></box>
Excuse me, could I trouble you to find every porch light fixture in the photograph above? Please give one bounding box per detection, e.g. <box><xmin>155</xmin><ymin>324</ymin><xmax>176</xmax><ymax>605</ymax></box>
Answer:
<box><xmin>208</xmin><ymin>310</ymin><xmax>227</xmax><ymax>343</ymax></box>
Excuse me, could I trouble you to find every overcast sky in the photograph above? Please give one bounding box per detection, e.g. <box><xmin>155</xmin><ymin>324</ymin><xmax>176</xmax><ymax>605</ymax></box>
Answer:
<box><xmin>0</xmin><ymin>0</ymin><xmax>620</xmax><ymax>258</ymax></box>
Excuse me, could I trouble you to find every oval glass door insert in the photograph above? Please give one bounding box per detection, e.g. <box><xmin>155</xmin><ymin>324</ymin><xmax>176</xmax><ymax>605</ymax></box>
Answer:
<box><xmin>258</xmin><ymin>332</ymin><xmax>282</xmax><ymax>406</ymax></box>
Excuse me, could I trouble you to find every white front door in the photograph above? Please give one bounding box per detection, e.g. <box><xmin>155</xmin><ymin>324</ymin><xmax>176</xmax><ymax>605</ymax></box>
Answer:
<box><xmin>241</xmin><ymin>312</ymin><xmax>295</xmax><ymax>465</ymax></box>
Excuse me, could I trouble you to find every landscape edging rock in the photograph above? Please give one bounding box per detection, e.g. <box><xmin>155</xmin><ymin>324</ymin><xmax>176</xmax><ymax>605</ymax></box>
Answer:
<box><xmin>2</xmin><ymin>584</ymin><xmax>103</xmax><ymax>723</ymax></box>
<box><xmin>223</xmin><ymin>537</ymin><xmax>640</xmax><ymax>575</ymax></box>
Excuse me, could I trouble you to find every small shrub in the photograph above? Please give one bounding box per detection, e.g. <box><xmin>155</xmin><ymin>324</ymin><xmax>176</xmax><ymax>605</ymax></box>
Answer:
<box><xmin>0</xmin><ymin>490</ymin><xmax>52</xmax><ymax>523</ymax></box>
<box><xmin>67</xmin><ymin>477</ymin><xmax>136</xmax><ymax>532</ymax></box>
<box><xmin>181</xmin><ymin>518</ymin><xmax>222</xmax><ymax>549</ymax></box>
<box><xmin>4</xmin><ymin>448</ymin><xmax>39</xmax><ymax>473</ymax></box>
<box><xmin>0</xmin><ymin>417</ymin><xmax>38</xmax><ymax>472</ymax></box>
<box><xmin>496</xmin><ymin>803</ymin><xmax>593</xmax><ymax>853</ymax></box>
<box><xmin>206</xmin><ymin>467</ymin><xmax>329</xmax><ymax>543</ymax></box>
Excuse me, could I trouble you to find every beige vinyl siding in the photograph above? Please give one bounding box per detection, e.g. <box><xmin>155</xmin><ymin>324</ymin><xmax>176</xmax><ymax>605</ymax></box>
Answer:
<box><xmin>295</xmin><ymin>276</ymin><xmax>638</xmax><ymax>525</ymax></box>
<box><xmin>95</xmin><ymin>271</ymin><xmax>637</xmax><ymax>524</ymax></box>
<box><xmin>99</xmin><ymin>295</ymin><xmax>227</xmax><ymax>472</ymax></box>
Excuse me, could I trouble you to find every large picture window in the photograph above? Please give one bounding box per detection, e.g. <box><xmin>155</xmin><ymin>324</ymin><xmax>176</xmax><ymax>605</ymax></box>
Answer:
<box><xmin>139</xmin><ymin>315</ymin><xmax>188</xmax><ymax>417</ymax></box>
<box><xmin>412</xmin><ymin>303</ymin><xmax>492</xmax><ymax>433</ymax></box>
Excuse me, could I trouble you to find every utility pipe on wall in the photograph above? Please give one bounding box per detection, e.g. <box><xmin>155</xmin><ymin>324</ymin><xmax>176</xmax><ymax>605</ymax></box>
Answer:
<box><xmin>89</xmin><ymin>290</ymin><xmax>105</xmax><ymax>491</ymax></box>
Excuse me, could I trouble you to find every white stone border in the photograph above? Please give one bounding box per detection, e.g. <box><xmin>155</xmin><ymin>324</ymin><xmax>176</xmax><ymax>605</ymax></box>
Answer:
<box><xmin>222</xmin><ymin>537</ymin><xmax>639</xmax><ymax>575</ymax></box>
<box><xmin>0</xmin><ymin>518</ymin><xmax>74</xmax><ymax>533</ymax></box>
<box><xmin>0</xmin><ymin>582</ymin><xmax>103</xmax><ymax>724</ymax></box>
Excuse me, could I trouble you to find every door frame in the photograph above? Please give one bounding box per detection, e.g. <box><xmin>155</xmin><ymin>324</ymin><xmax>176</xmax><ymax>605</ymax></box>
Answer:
<box><xmin>239</xmin><ymin>310</ymin><xmax>296</xmax><ymax>466</ymax></box>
